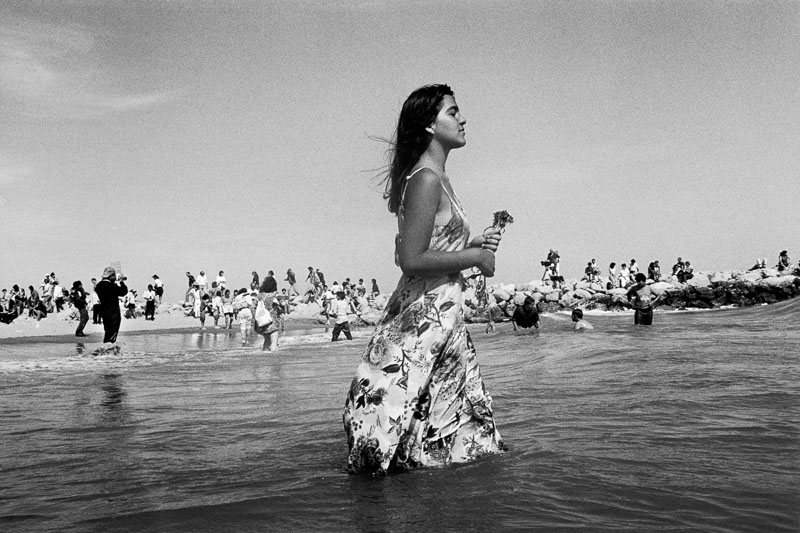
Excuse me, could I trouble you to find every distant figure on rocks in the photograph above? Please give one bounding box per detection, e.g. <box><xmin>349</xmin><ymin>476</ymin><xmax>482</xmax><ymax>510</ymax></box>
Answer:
<box><xmin>306</xmin><ymin>267</ymin><xmax>320</xmax><ymax>294</ymax></box>
<box><xmin>548</xmin><ymin>259</ymin><xmax>563</xmax><ymax>289</ymax></box>
<box><xmin>683</xmin><ymin>261</ymin><xmax>694</xmax><ymax>281</ymax></box>
<box><xmin>618</xmin><ymin>262</ymin><xmax>630</xmax><ymax>288</ymax></box>
<box><xmin>749</xmin><ymin>258</ymin><xmax>767</xmax><ymax>271</ymax></box>
<box><xmin>152</xmin><ymin>274</ymin><xmax>164</xmax><ymax>304</ymax></box>
<box><xmin>370</xmin><ymin>278</ymin><xmax>380</xmax><ymax>298</ymax></box>
<box><xmin>95</xmin><ymin>267</ymin><xmax>128</xmax><ymax>343</ymax></box>
<box><xmin>541</xmin><ymin>249</ymin><xmax>559</xmax><ymax>281</ymax></box>
<box><xmin>584</xmin><ymin>261</ymin><xmax>596</xmax><ymax>283</ymax></box>
<box><xmin>776</xmin><ymin>250</ymin><xmax>790</xmax><ymax>272</ymax></box>
<box><xmin>185</xmin><ymin>272</ymin><xmax>196</xmax><ymax>300</ymax></box>
<box><xmin>607</xmin><ymin>262</ymin><xmax>617</xmax><ymax>290</ymax></box>
<box><xmin>571</xmin><ymin>308</ymin><xmax>593</xmax><ymax>331</ymax></box>
<box><xmin>672</xmin><ymin>257</ymin><xmax>686</xmax><ymax>282</ymax></box>
<box><xmin>648</xmin><ymin>261</ymin><xmax>661</xmax><ymax>281</ymax></box>
<box><xmin>629</xmin><ymin>259</ymin><xmax>639</xmax><ymax>277</ymax></box>
<box><xmin>512</xmin><ymin>296</ymin><xmax>540</xmax><ymax>331</ymax></box>
<box><xmin>626</xmin><ymin>273</ymin><xmax>662</xmax><ymax>326</ymax></box>
<box><xmin>215</xmin><ymin>271</ymin><xmax>227</xmax><ymax>292</ymax></box>
<box><xmin>285</xmin><ymin>269</ymin><xmax>299</xmax><ymax>296</ymax></box>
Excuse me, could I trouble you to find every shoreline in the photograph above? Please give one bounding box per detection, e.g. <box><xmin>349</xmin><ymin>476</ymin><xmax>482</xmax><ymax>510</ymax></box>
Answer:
<box><xmin>2</xmin><ymin>267</ymin><xmax>798</xmax><ymax>342</ymax></box>
<box><xmin>0</xmin><ymin>310</ymin><xmax>331</xmax><ymax>343</ymax></box>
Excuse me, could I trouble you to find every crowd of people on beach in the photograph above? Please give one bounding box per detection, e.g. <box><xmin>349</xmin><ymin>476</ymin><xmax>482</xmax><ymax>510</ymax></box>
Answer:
<box><xmin>0</xmin><ymin>251</ymin><xmax>796</xmax><ymax>339</ymax></box>
<box><xmin>0</xmin><ymin>265</ymin><xmax>385</xmax><ymax>349</ymax></box>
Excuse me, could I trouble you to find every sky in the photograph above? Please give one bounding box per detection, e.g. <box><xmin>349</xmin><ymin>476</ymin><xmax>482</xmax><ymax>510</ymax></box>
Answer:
<box><xmin>1</xmin><ymin>0</ymin><xmax>798</xmax><ymax>298</ymax></box>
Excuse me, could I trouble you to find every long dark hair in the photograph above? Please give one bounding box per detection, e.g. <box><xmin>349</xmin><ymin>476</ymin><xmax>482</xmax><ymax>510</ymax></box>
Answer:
<box><xmin>381</xmin><ymin>84</ymin><xmax>454</xmax><ymax>214</ymax></box>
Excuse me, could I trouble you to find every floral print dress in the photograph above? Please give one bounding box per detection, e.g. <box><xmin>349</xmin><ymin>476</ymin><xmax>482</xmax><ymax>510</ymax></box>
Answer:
<box><xmin>343</xmin><ymin>169</ymin><xmax>505</xmax><ymax>475</ymax></box>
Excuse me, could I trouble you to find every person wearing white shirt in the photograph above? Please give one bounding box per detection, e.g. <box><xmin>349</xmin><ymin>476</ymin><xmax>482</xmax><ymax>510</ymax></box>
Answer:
<box><xmin>123</xmin><ymin>290</ymin><xmax>138</xmax><ymax>319</ymax></box>
<box><xmin>215</xmin><ymin>271</ymin><xmax>227</xmax><ymax>292</ymax></box>
<box><xmin>233</xmin><ymin>289</ymin><xmax>255</xmax><ymax>344</ymax></box>
<box><xmin>152</xmin><ymin>275</ymin><xmax>164</xmax><ymax>304</ymax></box>
<box><xmin>195</xmin><ymin>271</ymin><xmax>208</xmax><ymax>292</ymax></box>
<box><xmin>330</xmin><ymin>291</ymin><xmax>358</xmax><ymax>341</ymax></box>
<box><xmin>618</xmin><ymin>263</ymin><xmax>630</xmax><ymax>288</ymax></box>
<box><xmin>212</xmin><ymin>291</ymin><xmax>223</xmax><ymax>328</ymax></box>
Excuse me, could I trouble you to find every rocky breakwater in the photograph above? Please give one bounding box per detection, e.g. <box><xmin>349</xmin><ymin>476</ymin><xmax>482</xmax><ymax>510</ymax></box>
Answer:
<box><xmin>464</xmin><ymin>268</ymin><xmax>800</xmax><ymax>322</ymax></box>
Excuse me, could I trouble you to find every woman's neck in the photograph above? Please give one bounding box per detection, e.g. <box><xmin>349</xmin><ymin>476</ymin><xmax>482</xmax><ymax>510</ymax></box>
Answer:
<box><xmin>416</xmin><ymin>152</ymin><xmax>448</xmax><ymax>175</ymax></box>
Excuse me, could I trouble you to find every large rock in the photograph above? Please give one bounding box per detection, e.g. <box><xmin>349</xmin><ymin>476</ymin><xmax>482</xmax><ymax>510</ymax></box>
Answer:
<box><xmin>709</xmin><ymin>271</ymin><xmax>732</xmax><ymax>285</ymax></box>
<box><xmin>759</xmin><ymin>275</ymin><xmax>798</xmax><ymax>292</ymax></box>
<box><xmin>738</xmin><ymin>270</ymin><xmax>765</xmax><ymax>282</ymax></box>
<box><xmin>559</xmin><ymin>292</ymin><xmax>578</xmax><ymax>308</ymax></box>
<box><xmin>649</xmin><ymin>282</ymin><xmax>674</xmax><ymax>297</ymax></box>
<box><xmin>491</xmin><ymin>288</ymin><xmax>512</xmax><ymax>302</ymax></box>
<box><xmin>687</xmin><ymin>275</ymin><xmax>712</xmax><ymax>289</ymax></box>
<box><xmin>545</xmin><ymin>291</ymin><xmax>561</xmax><ymax>302</ymax></box>
<box><xmin>692</xmin><ymin>286</ymin><xmax>715</xmax><ymax>300</ymax></box>
<box><xmin>573</xmin><ymin>288</ymin><xmax>593</xmax><ymax>299</ymax></box>
<box><xmin>537</xmin><ymin>285</ymin><xmax>557</xmax><ymax>296</ymax></box>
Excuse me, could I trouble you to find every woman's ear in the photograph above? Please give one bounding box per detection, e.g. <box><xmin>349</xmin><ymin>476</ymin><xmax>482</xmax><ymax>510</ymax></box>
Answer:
<box><xmin>425</xmin><ymin>126</ymin><xmax>435</xmax><ymax>134</ymax></box>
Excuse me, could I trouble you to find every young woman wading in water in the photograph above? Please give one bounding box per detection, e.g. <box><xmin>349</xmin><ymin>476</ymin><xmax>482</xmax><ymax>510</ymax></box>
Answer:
<box><xmin>343</xmin><ymin>84</ymin><xmax>506</xmax><ymax>475</ymax></box>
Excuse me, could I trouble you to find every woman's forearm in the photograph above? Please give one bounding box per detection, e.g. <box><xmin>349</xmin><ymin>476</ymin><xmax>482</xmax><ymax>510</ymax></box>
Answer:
<box><xmin>399</xmin><ymin>247</ymin><xmax>485</xmax><ymax>277</ymax></box>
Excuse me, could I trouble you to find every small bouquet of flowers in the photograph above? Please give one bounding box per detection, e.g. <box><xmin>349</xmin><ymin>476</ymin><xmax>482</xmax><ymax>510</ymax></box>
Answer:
<box><xmin>491</xmin><ymin>210</ymin><xmax>514</xmax><ymax>232</ymax></box>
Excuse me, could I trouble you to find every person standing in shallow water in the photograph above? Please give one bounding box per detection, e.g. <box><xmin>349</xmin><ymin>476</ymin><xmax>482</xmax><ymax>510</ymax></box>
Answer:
<box><xmin>626</xmin><ymin>273</ymin><xmax>662</xmax><ymax>326</ymax></box>
<box><xmin>95</xmin><ymin>266</ymin><xmax>128</xmax><ymax>343</ymax></box>
<box><xmin>343</xmin><ymin>84</ymin><xmax>506</xmax><ymax>475</ymax></box>
<box><xmin>70</xmin><ymin>280</ymin><xmax>89</xmax><ymax>336</ymax></box>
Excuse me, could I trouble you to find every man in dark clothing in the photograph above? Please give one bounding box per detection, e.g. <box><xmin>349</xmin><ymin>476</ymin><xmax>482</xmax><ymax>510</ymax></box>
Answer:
<box><xmin>95</xmin><ymin>266</ymin><xmax>128</xmax><ymax>343</ymax></box>
<box><xmin>259</xmin><ymin>270</ymin><xmax>278</xmax><ymax>308</ymax></box>
<box><xmin>259</xmin><ymin>270</ymin><xmax>278</xmax><ymax>294</ymax></box>
<box><xmin>70</xmin><ymin>280</ymin><xmax>89</xmax><ymax>337</ymax></box>
<box><xmin>512</xmin><ymin>296</ymin><xmax>540</xmax><ymax>330</ymax></box>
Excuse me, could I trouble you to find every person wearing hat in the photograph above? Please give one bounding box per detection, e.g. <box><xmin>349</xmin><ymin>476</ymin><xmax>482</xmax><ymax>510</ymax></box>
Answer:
<box><xmin>95</xmin><ymin>266</ymin><xmax>128</xmax><ymax>344</ymax></box>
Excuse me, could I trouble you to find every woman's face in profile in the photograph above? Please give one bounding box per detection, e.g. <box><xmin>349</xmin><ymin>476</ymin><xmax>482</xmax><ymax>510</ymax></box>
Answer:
<box><xmin>431</xmin><ymin>95</ymin><xmax>466</xmax><ymax>149</ymax></box>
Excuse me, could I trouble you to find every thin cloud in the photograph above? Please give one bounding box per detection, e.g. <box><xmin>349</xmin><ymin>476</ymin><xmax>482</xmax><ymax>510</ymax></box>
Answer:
<box><xmin>0</xmin><ymin>18</ymin><xmax>173</xmax><ymax>117</ymax></box>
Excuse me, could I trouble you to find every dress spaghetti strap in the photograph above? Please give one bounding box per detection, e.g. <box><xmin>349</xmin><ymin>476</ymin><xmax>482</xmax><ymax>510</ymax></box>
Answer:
<box><xmin>399</xmin><ymin>167</ymin><xmax>435</xmax><ymax>209</ymax></box>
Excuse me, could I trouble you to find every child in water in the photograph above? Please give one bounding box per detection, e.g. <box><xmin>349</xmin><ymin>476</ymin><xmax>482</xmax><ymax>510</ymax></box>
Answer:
<box><xmin>572</xmin><ymin>308</ymin><xmax>594</xmax><ymax>331</ymax></box>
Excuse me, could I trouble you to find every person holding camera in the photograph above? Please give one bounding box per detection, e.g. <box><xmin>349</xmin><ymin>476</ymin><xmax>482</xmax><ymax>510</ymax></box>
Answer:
<box><xmin>95</xmin><ymin>266</ymin><xmax>128</xmax><ymax>344</ymax></box>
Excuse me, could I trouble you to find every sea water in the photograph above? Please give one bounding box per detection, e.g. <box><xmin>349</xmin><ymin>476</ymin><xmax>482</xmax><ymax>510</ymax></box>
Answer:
<box><xmin>1</xmin><ymin>300</ymin><xmax>798</xmax><ymax>532</ymax></box>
